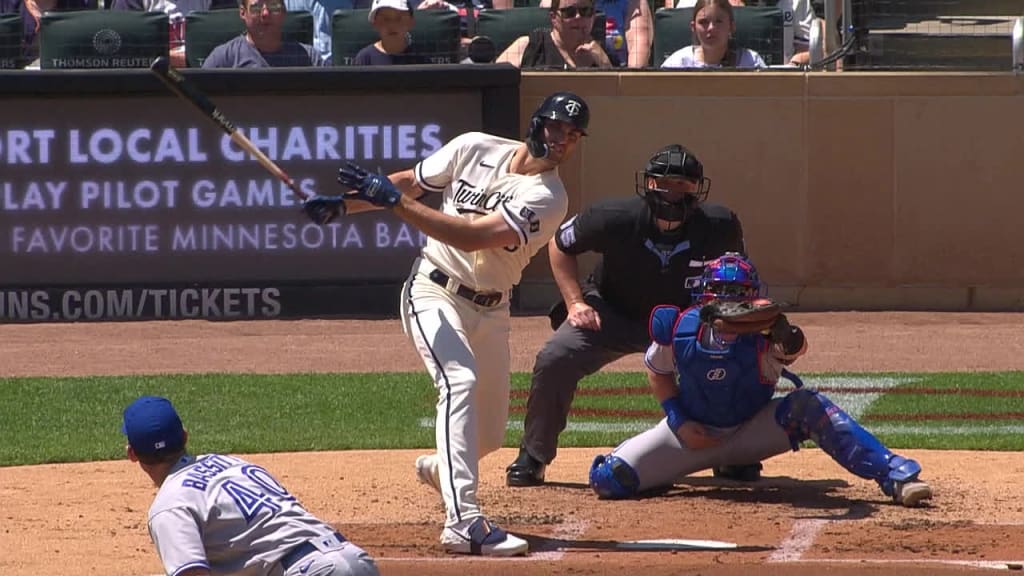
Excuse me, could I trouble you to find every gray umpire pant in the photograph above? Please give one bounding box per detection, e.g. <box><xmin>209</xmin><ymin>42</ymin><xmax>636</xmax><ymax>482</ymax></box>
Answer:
<box><xmin>522</xmin><ymin>294</ymin><xmax>651</xmax><ymax>464</ymax></box>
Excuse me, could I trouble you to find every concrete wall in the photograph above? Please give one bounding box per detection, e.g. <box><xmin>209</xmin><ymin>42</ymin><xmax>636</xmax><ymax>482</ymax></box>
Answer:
<box><xmin>516</xmin><ymin>72</ymin><xmax>1024</xmax><ymax>312</ymax></box>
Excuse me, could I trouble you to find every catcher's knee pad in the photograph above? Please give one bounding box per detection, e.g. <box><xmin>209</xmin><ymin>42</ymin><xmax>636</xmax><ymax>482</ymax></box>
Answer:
<box><xmin>589</xmin><ymin>454</ymin><xmax>639</xmax><ymax>499</ymax></box>
<box><xmin>775</xmin><ymin>389</ymin><xmax>894</xmax><ymax>482</ymax></box>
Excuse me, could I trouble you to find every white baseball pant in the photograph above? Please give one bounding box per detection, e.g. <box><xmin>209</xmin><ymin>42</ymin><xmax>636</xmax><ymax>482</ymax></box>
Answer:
<box><xmin>399</xmin><ymin>257</ymin><xmax>512</xmax><ymax>528</ymax></box>
<box><xmin>612</xmin><ymin>399</ymin><xmax>793</xmax><ymax>492</ymax></box>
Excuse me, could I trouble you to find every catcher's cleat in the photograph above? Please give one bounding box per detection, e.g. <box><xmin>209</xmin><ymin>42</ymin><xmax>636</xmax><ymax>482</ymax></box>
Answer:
<box><xmin>712</xmin><ymin>462</ymin><xmax>763</xmax><ymax>482</ymax></box>
<box><xmin>505</xmin><ymin>449</ymin><xmax>546</xmax><ymax>487</ymax></box>
<box><xmin>415</xmin><ymin>454</ymin><xmax>442</xmax><ymax>495</ymax></box>
<box><xmin>891</xmin><ymin>479</ymin><xmax>933</xmax><ymax>507</ymax></box>
<box><xmin>441</xmin><ymin>517</ymin><xmax>528</xmax><ymax>556</ymax></box>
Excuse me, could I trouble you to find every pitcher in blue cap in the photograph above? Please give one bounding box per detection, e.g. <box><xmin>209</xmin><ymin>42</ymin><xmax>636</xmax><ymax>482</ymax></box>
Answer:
<box><xmin>123</xmin><ymin>395</ymin><xmax>379</xmax><ymax>576</ymax></box>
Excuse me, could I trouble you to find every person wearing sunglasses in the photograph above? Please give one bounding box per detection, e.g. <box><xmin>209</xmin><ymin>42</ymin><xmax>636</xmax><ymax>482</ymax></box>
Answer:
<box><xmin>202</xmin><ymin>0</ymin><xmax>326</xmax><ymax>67</ymax></box>
<box><xmin>495</xmin><ymin>0</ymin><xmax>617</xmax><ymax>69</ymax></box>
<box><xmin>531</xmin><ymin>0</ymin><xmax>651</xmax><ymax>68</ymax></box>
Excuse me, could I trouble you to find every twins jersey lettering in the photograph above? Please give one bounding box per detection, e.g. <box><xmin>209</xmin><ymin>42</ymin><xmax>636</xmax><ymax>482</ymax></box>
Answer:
<box><xmin>147</xmin><ymin>454</ymin><xmax>339</xmax><ymax>576</ymax></box>
<box><xmin>414</xmin><ymin>132</ymin><xmax>569</xmax><ymax>292</ymax></box>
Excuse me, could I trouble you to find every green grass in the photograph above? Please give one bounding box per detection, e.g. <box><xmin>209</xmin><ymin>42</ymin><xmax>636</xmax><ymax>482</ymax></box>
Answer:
<box><xmin>2</xmin><ymin>371</ymin><xmax>1023</xmax><ymax>467</ymax></box>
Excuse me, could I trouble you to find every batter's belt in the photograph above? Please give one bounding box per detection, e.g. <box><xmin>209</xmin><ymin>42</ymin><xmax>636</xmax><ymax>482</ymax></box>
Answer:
<box><xmin>419</xmin><ymin>259</ymin><xmax>506</xmax><ymax>308</ymax></box>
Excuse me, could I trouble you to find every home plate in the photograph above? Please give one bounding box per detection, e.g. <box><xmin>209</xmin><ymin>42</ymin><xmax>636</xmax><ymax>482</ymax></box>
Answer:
<box><xmin>616</xmin><ymin>538</ymin><xmax>738</xmax><ymax>551</ymax></box>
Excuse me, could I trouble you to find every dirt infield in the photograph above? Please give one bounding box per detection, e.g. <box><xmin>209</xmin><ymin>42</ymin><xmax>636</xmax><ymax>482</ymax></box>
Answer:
<box><xmin>2</xmin><ymin>312</ymin><xmax>1023</xmax><ymax>576</ymax></box>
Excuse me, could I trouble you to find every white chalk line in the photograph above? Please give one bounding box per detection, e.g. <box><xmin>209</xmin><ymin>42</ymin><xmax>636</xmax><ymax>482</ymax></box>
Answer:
<box><xmin>417</xmin><ymin>418</ymin><xmax>1024</xmax><ymax>436</ymax></box>
<box><xmin>790</xmin><ymin>558</ymin><xmax>1024</xmax><ymax>571</ymax></box>
<box><xmin>767</xmin><ymin>518</ymin><xmax>829</xmax><ymax>562</ymax></box>
<box><xmin>769</xmin><ymin>519</ymin><xmax>1024</xmax><ymax>570</ymax></box>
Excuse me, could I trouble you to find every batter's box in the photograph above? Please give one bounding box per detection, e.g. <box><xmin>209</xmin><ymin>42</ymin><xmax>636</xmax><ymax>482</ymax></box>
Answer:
<box><xmin>809</xmin><ymin>519</ymin><xmax>1024</xmax><ymax>561</ymax></box>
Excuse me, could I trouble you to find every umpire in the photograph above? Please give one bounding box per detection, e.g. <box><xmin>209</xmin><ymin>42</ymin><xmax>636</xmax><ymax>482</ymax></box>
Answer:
<box><xmin>506</xmin><ymin>143</ymin><xmax>755</xmax><ymax>487</ymax></box>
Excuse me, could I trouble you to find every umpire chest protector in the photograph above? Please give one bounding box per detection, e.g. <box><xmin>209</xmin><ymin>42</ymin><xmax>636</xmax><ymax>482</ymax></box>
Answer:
<box><xmin>562</xmin><ymin>198</ymin><xmax>742</xmax><ymax>321</ymax></box>
<box><xmin>650</xmin><ymin>305</ymin><xmax>775</xmax><ymax>428</ymax></box>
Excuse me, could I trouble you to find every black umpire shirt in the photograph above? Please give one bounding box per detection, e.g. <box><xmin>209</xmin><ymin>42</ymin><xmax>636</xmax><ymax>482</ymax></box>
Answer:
<box><xmin>555</xmin><ymin>196</ymin><xmax>745</xmax><ymax>322</ymax></box>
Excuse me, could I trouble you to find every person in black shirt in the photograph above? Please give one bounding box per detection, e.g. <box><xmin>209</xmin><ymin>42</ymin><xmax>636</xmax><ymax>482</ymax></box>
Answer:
<box><xmin>506</xmin><ymin>144</ymin><xmax>754</xmax><ymax>487</ymax></box>
<box><xmin>494</xmin><ymin>0</ymin><xmax>617</xmax><ymax>68</ymax></box>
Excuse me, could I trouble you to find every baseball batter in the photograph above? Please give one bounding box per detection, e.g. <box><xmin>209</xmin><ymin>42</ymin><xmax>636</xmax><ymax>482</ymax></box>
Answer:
<box><xmin>122</xmin><ymin>395</ymin><xmax>379</xmax><ymax>576</ymax></box>
<box><xmin>303</xmin><ymin>92</ymin><xmax>591</xmax><ymax>556</ymax></box>
<box><xmin>588</xmin><ymin>254</ymin><xmax>935</xmax><ymax>508</ymax></box>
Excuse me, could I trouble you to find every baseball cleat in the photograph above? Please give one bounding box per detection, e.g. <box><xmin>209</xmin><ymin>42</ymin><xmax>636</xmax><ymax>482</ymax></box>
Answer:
<box><xmin>505</xmin><ymin>449</ymin><xmax>546</xmax><ymax>487</ymax></box>
<box><xmin>441</xmin><ymin>517</ymin><xmax>528</xmax><ymax>556</ymax></box>
<box><xmin>415</xmin><ymin>454</ymin><xmax>442</xmax><ymax>494</ymax></box>
<box><xmin>893</xmin><ymin>479</ymin><xmax>933</xmax><ymax>507</ymax></box>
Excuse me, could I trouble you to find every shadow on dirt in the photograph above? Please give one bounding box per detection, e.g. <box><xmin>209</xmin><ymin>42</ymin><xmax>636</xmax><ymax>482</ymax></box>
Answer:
<box><xmin>630</xmin><ymin>476</ymin><xmax>881</xmax><ymax>519</ymax></box>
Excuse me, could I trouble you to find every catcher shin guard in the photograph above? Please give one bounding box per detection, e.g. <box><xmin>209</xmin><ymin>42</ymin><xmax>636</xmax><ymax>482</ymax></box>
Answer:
<box><xmin>589</xmin><ymin>454</ymin><xmax>640</xmax><ymax>499</ymax></box>
<box><xmin>775</xmin><ymin>389</ymin><xmax>907</xmax><ymax>483</ymax></box>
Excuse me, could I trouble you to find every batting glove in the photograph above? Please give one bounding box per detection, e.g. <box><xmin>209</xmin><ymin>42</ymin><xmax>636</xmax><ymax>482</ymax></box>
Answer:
<box><xmin>302</xmin><ymin>194</ymin><xmax>347</xmax><ymax>225</ymax></box>
<box><xmin>337</xmin><ymin>162</ymin><xmax>401</xmax><ymax>208</ymax></box>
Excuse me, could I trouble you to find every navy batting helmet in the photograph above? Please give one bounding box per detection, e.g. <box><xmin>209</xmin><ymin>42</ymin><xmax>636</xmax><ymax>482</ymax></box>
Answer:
<box><xmin>526</xmin><ymin>92</ymin><xmax>589</xmax><ymax>158</ymax></box>
<box><xmin>635</xmin><ymin>144</ymin><xmax>711</xmax><ymax>225</ymax></box>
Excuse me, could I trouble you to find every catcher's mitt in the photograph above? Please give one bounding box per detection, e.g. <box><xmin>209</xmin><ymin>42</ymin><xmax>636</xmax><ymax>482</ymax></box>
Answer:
<box><xmin>699</xmin><ymin>298</ymin><xmax>782</xmax><ymax>335</ymax></box>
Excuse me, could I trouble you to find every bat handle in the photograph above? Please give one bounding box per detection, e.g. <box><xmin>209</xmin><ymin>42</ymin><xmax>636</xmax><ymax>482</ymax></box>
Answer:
<box><xmin>285</xmin><ymin>178</ymin><xmax>308</xmax><ymax>201</ymax></box>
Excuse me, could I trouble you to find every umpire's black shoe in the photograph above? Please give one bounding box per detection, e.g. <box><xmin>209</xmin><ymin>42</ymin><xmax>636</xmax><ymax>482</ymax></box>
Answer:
<box><xmin>505</xmin><ymin>449</ymin><xmax>546</xmax><ymax>487</ymax></box>
<box><xmin>713</xmin><ymin>462</ymin><xmax>763</xmax><ymax>482</ymax></box>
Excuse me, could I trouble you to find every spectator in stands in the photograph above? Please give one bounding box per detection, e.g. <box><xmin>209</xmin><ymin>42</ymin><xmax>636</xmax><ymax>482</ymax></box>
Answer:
<box><xmin>1</xmin><ymin>0</ymin><xmax>95</xmax><ymax>67</ymax></box>
<box><xmin>537</xmin><ymin>0</ymin><xmax>650</xmax><ymax>68</ymax></box>
<box><xmin>111</xmin><ymin>0</ymin><xmax>237</xmax><ymax>67</ymax></box>
<box><xmin>495</xmin><ymin>0</ymin><xmax>617</xmax><ymax>69</ymax></box>
<box><xmin>284</xmin><ymin>0</ymin><xmax>352</xmax><ymax>64</ymax></box>
<box><xmin>412</xmin><ymin>0</ymin><xmax>510</xmax><ymax>59</ymax></box>
<box><xmin>671</xmin><ymin>0</ymin><xmax>740</xmax><ymax>6</ymax></box>
<box><xmin>660</xmin><ymin>0</ymin><xmax>765</xmax><ymax>68</ymax></box>
<box><xmin>202</xmin><ymin>0</ymin><xmax>325</xmax><ymax>67</ymax></box>
<box><xmin>675</xmin><ymin>0</ymin><xmax>813</xmax><ymax>66</ymax></box>
<box><xmin>352</xmin><ymin>0</ymin><xmax>430</xmax><ymax>63</ymax></box>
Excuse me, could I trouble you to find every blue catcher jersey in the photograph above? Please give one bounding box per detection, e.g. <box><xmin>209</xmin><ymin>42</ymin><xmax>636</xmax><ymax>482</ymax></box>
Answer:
<box><xmin>662</xmin><ymin>307</ymin><xmax>776</xmax><ymax>428</ymax></box>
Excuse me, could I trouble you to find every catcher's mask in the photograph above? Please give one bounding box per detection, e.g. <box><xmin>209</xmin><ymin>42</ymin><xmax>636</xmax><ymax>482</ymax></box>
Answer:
<box><xmin>635</xmin><ymin>144</ymin><xmax>711</xmax><ymax>225</ymax></box>
<box><xmin>526</xmin><ymin>91</ymin><xmax>589</xmax><ymax>159</ymax></box>
<box><xmin>694</xmin><ymin>252</ymin><xmax>762</xmax><ymax>303</ymax></box>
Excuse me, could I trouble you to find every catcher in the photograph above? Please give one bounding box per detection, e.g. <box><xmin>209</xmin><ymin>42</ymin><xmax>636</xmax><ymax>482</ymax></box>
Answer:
<box><xmin>589</xmin><ymin>253</ymin><xmax>934</xmax><ymax>507</ymax></box>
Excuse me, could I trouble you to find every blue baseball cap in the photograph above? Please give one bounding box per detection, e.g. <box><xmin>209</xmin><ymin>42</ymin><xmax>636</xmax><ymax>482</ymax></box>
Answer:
<box><xmin>122</xmin><ymin>396</ymin><xmax>185</xmax><ymax>454</ymax></box>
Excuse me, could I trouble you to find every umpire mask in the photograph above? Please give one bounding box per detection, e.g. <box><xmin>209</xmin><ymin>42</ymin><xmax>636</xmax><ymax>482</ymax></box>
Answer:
<box><xmin>635</xmin><ymin>144</ymin><xmax>711</xmax><ymax>226</ymax></box>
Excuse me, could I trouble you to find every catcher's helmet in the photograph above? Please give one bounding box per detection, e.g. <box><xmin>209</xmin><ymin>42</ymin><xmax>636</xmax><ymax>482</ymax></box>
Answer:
<box><xmin>635</xmin><ymin>144</ymin><xmax>711</xmax><ymax>225</ymax></box>
<box><xmin>526</xmin><ymin>92</ymin><xmax>589</xmax><ymax>158</ymax></box>
<box><xmin>694</xmin><ymin>252</ymin><xmax>761</xmax><ymax>303</ymax></box>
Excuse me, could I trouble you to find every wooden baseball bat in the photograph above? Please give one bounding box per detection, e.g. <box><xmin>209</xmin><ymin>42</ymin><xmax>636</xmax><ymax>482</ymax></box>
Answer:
<box><xmin>149</xmin><ymin>56</ymin><xmax>309</xmax><ymax>200</ymax></box>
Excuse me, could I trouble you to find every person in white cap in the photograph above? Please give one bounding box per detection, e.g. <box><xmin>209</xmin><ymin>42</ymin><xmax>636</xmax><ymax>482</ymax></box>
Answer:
<box><xmin>353</xmin><ymin>0</ymin><xmax>432</xmax><ymax>64</ymax></box>
<box><xmin>122</xmin><ymin>395</ymin><xmax>379</xmax><ymax>576</ymax></box>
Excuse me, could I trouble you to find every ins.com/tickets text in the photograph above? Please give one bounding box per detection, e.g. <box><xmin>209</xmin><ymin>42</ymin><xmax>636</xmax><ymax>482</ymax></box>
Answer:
<box><xmin>0</xmin><ymin>287</ymin><xmax>281</xmax><ymax>321</ymax></box>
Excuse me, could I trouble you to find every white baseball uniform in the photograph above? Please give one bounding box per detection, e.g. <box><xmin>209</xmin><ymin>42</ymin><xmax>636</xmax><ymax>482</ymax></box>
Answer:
<box><xmin>146</xmin><ymin>453</ymin><xmax>378</xmax><ymax>576</ymax></box>
<box><xmin>400</xmin><ymin>131</ymin><xmax>568</xmax><ymax>529</ymax></box>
